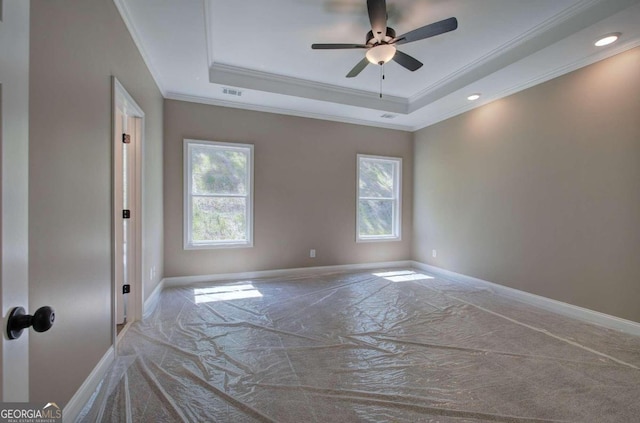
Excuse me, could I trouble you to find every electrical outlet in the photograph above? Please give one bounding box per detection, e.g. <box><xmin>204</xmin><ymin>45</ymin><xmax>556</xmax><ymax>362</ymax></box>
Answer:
<box><xmin>310</xmin><ymin>249</ymin><xmax>316</xmax><ymax>258</ymax></box>
<box><xmin>432</xmin><ymin>249</ymin><xmax>437</xmax><ymax>258</ymax></box>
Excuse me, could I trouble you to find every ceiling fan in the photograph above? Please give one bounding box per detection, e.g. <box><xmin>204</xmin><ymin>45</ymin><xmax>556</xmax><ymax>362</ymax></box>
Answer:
<box><xmin>311</xmin><ymin>0</ymin><xmax>458</xmax><ymax>78</ymax></box>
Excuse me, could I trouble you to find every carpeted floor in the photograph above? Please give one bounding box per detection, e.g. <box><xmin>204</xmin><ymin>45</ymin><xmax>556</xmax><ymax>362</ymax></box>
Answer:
<box><xmin>79</xmin><ymin>268</ymin><xmax>640</xmax><ymax>422</ymax></box>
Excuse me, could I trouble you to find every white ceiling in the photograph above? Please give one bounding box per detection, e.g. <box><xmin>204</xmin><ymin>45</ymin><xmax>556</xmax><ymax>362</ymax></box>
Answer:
<box><xmin>115</xmin><ymin>0</ymin><xmax>640</xmax><ymax>131</ymax></box>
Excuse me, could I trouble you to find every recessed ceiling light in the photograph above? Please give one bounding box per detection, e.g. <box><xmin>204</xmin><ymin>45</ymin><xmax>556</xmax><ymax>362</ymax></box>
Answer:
<box><xmin>467</xmin><ymin>93</ymin><xmax>481</xmax><ymax>101</ymax></box>
<box><xmin>595</xmin><ymin>33</ymin><xmax>621</xmax><ymax>47</ymax></box>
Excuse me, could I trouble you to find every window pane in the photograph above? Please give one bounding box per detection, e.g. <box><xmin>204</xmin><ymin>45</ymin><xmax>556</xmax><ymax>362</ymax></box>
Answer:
<box><xmin>192</xmin><ymin>197</ymin><xmax>247</xmax><ymax>242</ymax></box>
<box><xmin>191</xmin><ymin>146</ymin><xmax>247</xmax><ymax>195</ymax></box>
<box><xmin>359</xmin><ymin>159</ymin><xmax>394</xmax><ymax>198</ymax></box>
<box><xmin>359</xmin><ymin>199</ymin><xmax>393</xmax><ymax>236</ymax></box>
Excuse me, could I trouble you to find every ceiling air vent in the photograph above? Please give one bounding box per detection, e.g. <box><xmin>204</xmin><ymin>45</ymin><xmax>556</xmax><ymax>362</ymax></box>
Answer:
<box><xmin>222</xmin><ymin>87</ymin><xmax>243</xmax><ymax>97</ymax></box>
<box><xmin>380</xmin><ymin>113</ymin><xmax>397</xmax><ymax>119</ymax></box>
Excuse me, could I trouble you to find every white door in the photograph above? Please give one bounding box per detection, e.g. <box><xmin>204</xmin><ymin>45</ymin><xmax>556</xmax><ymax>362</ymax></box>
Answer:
<box><xmin>1</xmin><ymin>0</ymin><xmax>31</xmax><ymax>401</ymax></box>
<box><xmin>112</xmin><ymin>78</ymin><xmax>144</xmax><ymax>340</ymax></box>
<box><xmin>114</xmin><ymin>110</ymin><xmax>137</xmax><ymax>326</ymax></box>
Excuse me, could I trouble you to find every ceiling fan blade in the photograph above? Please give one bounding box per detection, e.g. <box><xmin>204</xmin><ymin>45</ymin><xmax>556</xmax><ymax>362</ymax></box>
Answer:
<box><xmin>346</xmin><ymin>57</ymin><xmax>370</xmax><ymax>78</ymax></box>
<box><xmin>394</xmin><ymin>17</ymin><xmax>458</xmax><ymax>45</ymax></box>
<box><xmin>367</xmin><ymin>0</ymin><xmax>387</xmax><ymax>41</ymax></box>
<box><xmin>312</xmin><ymin>43</ymin><xmax>369</xmax><ymax>49</ymax></box>
<box><xmin>392</xmin><ymin>50</ymin><xmax>423</xmax><ymax>71</ymax></box>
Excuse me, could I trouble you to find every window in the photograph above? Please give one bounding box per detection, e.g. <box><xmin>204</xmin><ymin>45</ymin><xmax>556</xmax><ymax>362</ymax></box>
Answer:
<box><xmin>357</xmin><ymin>154</ymin><xmax>402</xmax><ymax>241</ymax></box>
<box><xmin>184</xmin><ymin>139</ymin><xmax>253</xmax><ymax>249</ymax></box>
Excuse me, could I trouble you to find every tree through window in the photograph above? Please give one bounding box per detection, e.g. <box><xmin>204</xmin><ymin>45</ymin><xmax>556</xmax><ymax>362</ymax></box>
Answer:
<box><xmin>184</xmin><ymin>140</ymin><xmax>254</xmax><ymax>249</ymax></box>
<box><xmin>357</xmin><ymin>154</ymin><xmax>402</xmax><ymax>241</ymax></box>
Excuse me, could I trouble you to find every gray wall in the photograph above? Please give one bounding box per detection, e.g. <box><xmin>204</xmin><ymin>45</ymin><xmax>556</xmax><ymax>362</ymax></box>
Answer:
<box><xmin>29</xmin><ymin>0</ymin><xmax>164</xmax><ymax>404</ymax></box>
<box><xmin>413</xmin><ymin>47</ymin><xmax>640</xmax><ymax>323</ymax></box>
<box><xmin>164</xmin><ymin>100</ymin><xmax>413</xmax><ymax>277</ymax></box>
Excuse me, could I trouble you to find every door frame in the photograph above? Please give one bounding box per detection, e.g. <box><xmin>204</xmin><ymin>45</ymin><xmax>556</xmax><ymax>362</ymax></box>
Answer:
<box><xmin>112</xmin><ymin>77</ymin><xmax>144</xmax><ymax>347</ymax></box>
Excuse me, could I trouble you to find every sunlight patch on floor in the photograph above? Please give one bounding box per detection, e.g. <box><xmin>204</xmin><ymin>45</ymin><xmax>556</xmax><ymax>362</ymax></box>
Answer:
<box><xmin>194</xmin><ymin>283</ymin><xmax>262</xmax><ymax>303</ymax></box>
<box><xmin>372</xmin><ymin>270</ymin><xmax>434</xmax><ymax>283</ymax></box>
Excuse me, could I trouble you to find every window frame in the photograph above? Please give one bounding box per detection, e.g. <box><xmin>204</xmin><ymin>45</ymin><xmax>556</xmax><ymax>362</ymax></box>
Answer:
<box><xmin>356</xmin><ymin>154</ymin><xmax>402</xmax><ymax>242</ymax></box>
<box><xmin>183</xmin><ymin>139</ymin><xmax>254</xmax><ymax>250</ymax></box>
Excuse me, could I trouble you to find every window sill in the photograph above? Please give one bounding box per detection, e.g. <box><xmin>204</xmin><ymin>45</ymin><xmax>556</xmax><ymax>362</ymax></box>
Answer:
<box><xmin>356</xmin><ymin>236</ymin><xmax>402</xmax><ymax>243</ymax></box>
<box><xmin>184</xmin><ymin>242</ymin><xmax>254</xmax><ymax>250</ymax></box>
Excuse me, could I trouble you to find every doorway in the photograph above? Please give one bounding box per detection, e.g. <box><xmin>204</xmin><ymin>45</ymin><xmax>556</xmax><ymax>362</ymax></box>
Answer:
<box><xmin>112</xmin><ymin>77</ymin><xmax>144</xmax><ymax>344</ymax></box>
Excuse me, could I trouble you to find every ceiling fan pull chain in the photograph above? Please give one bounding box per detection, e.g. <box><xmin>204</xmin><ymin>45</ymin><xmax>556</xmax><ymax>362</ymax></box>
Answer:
<box><xmin>379</xmin><ymin>64</ymin><xmax>383</xmax><ymax>98</ymax></box>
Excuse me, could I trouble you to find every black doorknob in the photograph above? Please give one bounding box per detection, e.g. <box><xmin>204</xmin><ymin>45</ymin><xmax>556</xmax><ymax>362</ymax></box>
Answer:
<box><xmin>6</xmin><ymin>306</ymin><xmax>55</xmax><ymax>340</ymax></box>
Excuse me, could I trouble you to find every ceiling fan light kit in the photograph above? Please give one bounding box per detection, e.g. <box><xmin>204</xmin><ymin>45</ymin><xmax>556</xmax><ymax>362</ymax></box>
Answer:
<box><xmin>366</xmin><ymin>44</ymin><xmax>396</xmax><ymax>65</ymax></box>
<box><xmin>311</xmin><ymin>0</ymin><xmax>458</xmax><ymax>78</ymax></box>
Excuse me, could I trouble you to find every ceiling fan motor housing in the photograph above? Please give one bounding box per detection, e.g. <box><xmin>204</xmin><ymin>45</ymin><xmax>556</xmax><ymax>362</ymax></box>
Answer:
<box><xmin>366</xmin><ymin>27</ymin><xmax>396</xmax><ymax>46</ymax></box>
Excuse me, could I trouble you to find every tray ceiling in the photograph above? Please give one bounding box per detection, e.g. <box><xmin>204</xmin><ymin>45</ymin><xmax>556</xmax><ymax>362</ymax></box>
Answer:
<box><xmin>115</xmin><ymin>0</ymin><xmax>640</xmax><ymax>131</ymax></box>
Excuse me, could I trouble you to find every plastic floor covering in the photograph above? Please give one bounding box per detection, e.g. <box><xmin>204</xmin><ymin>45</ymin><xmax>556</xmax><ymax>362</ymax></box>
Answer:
<box><xmin>79</xmin><ymin>268</ymin><xmax>640</xmax><ymax>422</ymax></box>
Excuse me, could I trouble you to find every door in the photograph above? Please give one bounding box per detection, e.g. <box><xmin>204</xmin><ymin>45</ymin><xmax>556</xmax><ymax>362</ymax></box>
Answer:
<box><xmin>112</xmin><ymin>78</ymin><xmax>144</xmax><ymax>343</ymax></box>
<box><xmin>114</xmin><ymin>111</ymin><xmax>137</xmax><ymax>328</ymax></box>
<box><xmin>1</xmin><ymin>0</ymin><xmax>30</xmax><ymax>401</ymax></box>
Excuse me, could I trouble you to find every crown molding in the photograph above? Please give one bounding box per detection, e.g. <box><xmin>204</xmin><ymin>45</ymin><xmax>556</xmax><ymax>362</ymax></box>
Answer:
<box><xmin>113</xmin><ymin>0</ymin><xmax>167</xmax><ymax>96</ymax></box>
<box><xmin>203</xmin><ymin>0</ymin><xmax>216</xmax><ymax>69</ymax></box>
<box><xmin>408</xmin><ymin>0</ymin><xmax>603</xmax><ymax>104</ymax></box>
<box><xmin>414</xmin><ymin>37</ymin><xmax>640</xmax><ymax>131</ymax></box>
<box><xmin>120</xmin><ymin>0</ymin><xmax>640</xmax><ymax>132</ymax></box>
<box><xmin>209</xmin><ymin>63</ymin><xmax>409</xmax><ymax>114</ymax></box>
<box><xmin>171</xmin><ymin>33</ymin><xmax>640</xmax><ymax>134</ymax></box>
<box><xmin>408</xmin><ymin>0</ymin><xmax>638</xmax><ymax>112</ymax></box>
<box><xmin>203</xmin><ymin>0</ymin><xmax>638</xmax><ymax>125</ymax></box>
<box><xmin>165</xmin><ymin>92</ymin><xmax>413</xmax><ymax>132</ymax></box>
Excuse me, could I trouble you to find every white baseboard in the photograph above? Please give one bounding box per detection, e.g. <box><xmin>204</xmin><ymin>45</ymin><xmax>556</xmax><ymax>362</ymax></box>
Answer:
<box><xmin>411</xmin><ymin>261</ymin><xmax>640</xmax><ymax>337</ymax></box>
<box><xmin>164</xmin><ymin>260</ymin><xmax>412</xmax><ymax>288</ymax></box>
<box><xmin>63</xmin><ymin>346</ymin><xmax>115</xmax><ymax>423</ymax></box>
<box><xmin>143</xmin><ymin>278</ymin><xmax>165</xmax><ymax>319</ymax></box>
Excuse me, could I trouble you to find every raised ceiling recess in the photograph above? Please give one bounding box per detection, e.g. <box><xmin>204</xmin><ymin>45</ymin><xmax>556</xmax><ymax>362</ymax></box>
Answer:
<box><xmin>116</xmin><ymin>0</ymin><xmax>640</xmax><ymax>130</ymax></box>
